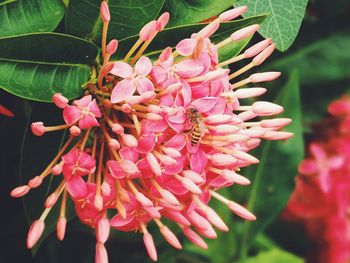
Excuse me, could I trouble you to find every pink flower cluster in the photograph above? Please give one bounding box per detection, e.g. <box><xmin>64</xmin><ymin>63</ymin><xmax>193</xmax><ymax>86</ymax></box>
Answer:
<box><xmin>11</xmin><ymin>1</ymin><xmax>292</xmax><ymax>262</ymax></box>
<box><xmin>285</xmin><ymin>96</ymin><xmax>350</xmax><ymax>263</ymax></box>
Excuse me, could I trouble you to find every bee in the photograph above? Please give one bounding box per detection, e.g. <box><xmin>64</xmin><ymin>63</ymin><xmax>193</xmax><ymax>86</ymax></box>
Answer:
<box><xmin>186</xmin><ymin>107</ymin><xmax>205</xmax><ymax>146</ymax></box>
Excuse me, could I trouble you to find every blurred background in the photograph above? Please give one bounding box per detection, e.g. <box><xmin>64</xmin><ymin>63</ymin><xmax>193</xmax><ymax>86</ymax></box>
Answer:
<box><xmin>1</xmin><ymin>0</ymin><xmax>350</xmax><ymax>262</ymax></box>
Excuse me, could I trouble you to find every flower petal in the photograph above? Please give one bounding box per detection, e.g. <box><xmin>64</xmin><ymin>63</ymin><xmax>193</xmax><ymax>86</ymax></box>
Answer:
<box><xmin>110</xmin><ymin>61</ymin><xmax>133</xmax><ymax>78</ymax></box>
<box><xmin>176</xmin><ymin>38</ymin><xmax>197</xmax><ymax>56</ymax></box>
<box><xmin>135</xmin><ymin>56</ymin><xmax>153</xmax><ymax>76</ymax></box>
<box><xmin>63</xmin><ymin>106</ymin><xmax>81</xmax><ymax>125</ymax></box>
<box><xmin>174</xmin><ymin>59</ymin><xmax>204</xmax><ymax>78</ymax></box>
<box><xmin>111</xmin><ymin>79</ymin><xmax>136</xmax><ymax>103</ymax></box>
<box><xmin>136</xmin><ymin>77</ymin><xmax>154</xmax><ymax>94</ymax></box>
<box><xmin>66</xmin><ymin>176</ymin><xmax>88</xmax><ymax>199</ymax></box>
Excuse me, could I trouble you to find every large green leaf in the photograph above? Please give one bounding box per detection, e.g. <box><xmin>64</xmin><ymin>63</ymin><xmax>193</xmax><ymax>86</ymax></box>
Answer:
<box><xmin>235</xmin><ymin>0</ymin><xmax>308</xmax><ymax>51</ymax></box>
<box><xmin>163</xmin><ymin>0</ymin><xmax>235</xmax><ymax>27</ymax></box>
<box><xmin>0</xmin><ymin>0</ymin><xmax>65</xmax><ymax>37</ymax></box>
<box><xmin>238</xmin><ymin>70</ymin><xmax>304</xmax><ymax>259</ymax></box>
<box><xmin>0</xmin><ymin>33</ymin><xmax>98</xmax><ymax>101</ymax></box>
<box><xmin>65</xmin><ymin>0</ymin><xmax>165</xmax><ymax>43</ymax></box>
<box><xmin>20</xmin><ymin>103</ymin><xmax>75</xmax><ymax>255</ymax></box>
<box><xmin>115</xmin><ymin>15</ymin><xmax>266</xmax><ymax>60</ymax></box>
<box><xmin>265</xmin><ymin>32</ymin><xmax>350</xmax><ymax>85</ymax></box>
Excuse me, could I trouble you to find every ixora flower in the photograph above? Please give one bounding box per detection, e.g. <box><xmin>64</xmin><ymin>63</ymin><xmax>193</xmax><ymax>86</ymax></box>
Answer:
<box><xmin>284</xmin><ymin>96</ymin><xmax>350</xmax><ymax>263</ymax></box>
<box><xmin>11</xmin><ymin>2</ymin><xmax>292</xmax><ymax>262</ymax></box>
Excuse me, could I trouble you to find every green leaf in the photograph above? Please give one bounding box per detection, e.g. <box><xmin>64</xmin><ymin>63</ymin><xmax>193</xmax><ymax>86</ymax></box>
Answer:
<box><xmin>163</xmin><ymin>0</ymin><xmax>235</xmax><ymax>27</ymax></box>
<box><xmin>235</xmin><ymin>0</ymin><xmax>308</xmax><ymax>51</ymax></box>
<box><xmin>116</xmin><ymin>15</ymin><xmax>266</xmax><ymax>59</ymax></box>
<box><xmin>20</xmin><ymin>103</ymin><xmax>75</xmax><ymax>255</ymax></box>
<box><xmin>0</xmin><ymin>0</ymin><xmax>65</xmax><ymax>37</ymax></box>
<box><xmin>65</xmin><ymin>0</ymin><xmax>165</xmax><ymax>42</ymax></box>
<box><xmin>239</xmin><ymin>70</ymin><xmax>304</xmax><ymax>259</ymax></box>
<box><xmin>245</xmin><ymin>248</ymin><xmax>303</xmax><ymax>263</ymax></box>
<box><xmin>0</xmin><ymin>33</ymin><xmax>98</xmax><ymax>101</ymax></box>
<box><xmin>265</xmin><ymin>32</ymin><xmax>350</xmax><ymax>85</ymax></box>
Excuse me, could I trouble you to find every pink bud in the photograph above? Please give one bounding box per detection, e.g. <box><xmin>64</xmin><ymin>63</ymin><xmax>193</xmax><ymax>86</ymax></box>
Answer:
<box><xmin>183</xmin><ymin>170</ymin><xmax>204</xmax><ymax>184</ymax></box>
<box><xmin>135</xmin><ymin>192</ymin><xmax>153</xmax><ymax>207</ymax></box>
<box><xmin>95</xmin><ymin>242</ymin><xmax>109</xmax><ymax>263</ymax></box>
<box><xmin>96</xmin><ymin>218</ymin><xmax>110</xmax><ymax>244</ymax></box>
<box><xmin>221</xmin><ymin>170</ymin><xmax>251</xmax><ymax>185</ymax></box>
<box><xmin>57</xmin><ymin>216</ymin><xmax>67</xmax><ymax>241</ymax></box>
<box><xmin>252</xmin><ymin>44</ymin><xmax>275</xmax><ymax>66</ymax></box>
<box><xmin>231</xmin><ymin>150</ymin><xmax>259</xmax><ymax>164</ymax></box>
<box><xmin>198</xmin><ymin>20</ymin><xmax>220</xmax><ymax>38</ymax></box>
<box><xmin>181</xmin><ymin>177</ymin><xmax>201</xmax><ymax>194</ymax></box>
<box><xmin>194</xmin><ymin>223</ymin><xmax>217</xmax><ymax>239</ymax></box>
<box><xmin>111</xmin><ymin>123</ymin><xmax>124</xmax><ymax>134</ymax></box>
<box><xmin>231</xmin><ymin>24</ymin><xmax>260</xmax><ymax>41</ymax></box>
<box><xmin>160</xmin><ymin>190</ymin><xmax>180</xmax><ymax>206</ymax></box>
<box><xmin>164</xmin><ymin>210</ymin><xmax>191</xmax><ymax>226</ymax></box>
<box><xmin>205</xmin><ymin>207</ymin><xmax>229</xmax><ymax>232</ymax></box>
<box><xmin>210</xmin><ymin>153</ymin><xmax>237</xmax><ymax>166</ymax></box>
<box><xmin>120</xmin><ymin>133</ymin><xmax>138</xmax><ymax>147</ymax></box>
<box><xmin>52</xmin><ymin>163</ymin><xmax>63</xmax><ymax>175</ymax></box>
<box><xmin>162</xmin><ymin>147</ymin><xmax>181</xmax><ymax>158</ymax></box>
<box><xmin>156</xmin><ymin>12</ymin><xmax>170</xmax><ymax>31</ymax></box>
<box><xmin>261</xmin><ymin>118</ymin><xmax>292</xmax><ymax>128</ymax></box>
<box><xmin>252</xmin><ymin>101</ymin><xmax>284</xmax><ymax>116</ymax></box>
<box><xmin>235</xmin><ymin>87</ymin><xmax>267</xmax><ymax>99</ymax></box>
<box><xmin>146</xmin><ymin>152</ymin><xmax>162</xmax><ymax>176</ymax></box>
<box><xmin>146</xmin><ymin>113</ymin><xmax>163</xmax><ymax>121</ymax></box>
<box><xmin>28</xmin><ymin>176</ymin><xmax>43</xmax><ymax>188</ymax></box>
<box><xmin>31</xmin><ymin>122</ymin><xmax>46</xmax><ymax>136</ymax></box>
<box><xmin>94</xmin><ymin>195</ymin><xmax>104</xmax><ymax>211</ymax></box>
<box><xmin>238</xmin><ymin>110</ymin><xmax>256</xmax><ymax>121</ymax></box>
<box><xmin>219</xmin><ymin>6</ymin><xmax>248</xmax><ymax>21</ymax></box>
<box><xmin>147</xmin><ymin>105</ymin><xmax>162</xmax><ymax>114</ymax></box>
<box><xmin>158</xmin><ymin>155</ymin><xmax>177</xmax><ymax>166</ymax></box>
<box><xmin>205</xmin><ymin>114</ymin><xmax>234</xmax><ymax>125</ymax></box>
<box><xmin>121</xmin><ymin>103</ymin><xmax>132</xmax><ymax>113</ymax></box>
<box><xmin>69</xmin><ymin>125</ymin><xmax>81</xmax><ymax>136</ymax></box>
<box><xmin>183</xmin><ymin>227</ymin><xmax>208</xmax><ymax>249</ymax></box>
<box><xmin>10</xmin><ymin>185</ymin><xmax>30</xmax><ymax>198</ymax></box>
<box><xmin>27</xmin><ymin>220</ymin><xmax>45</xmax><ymax>249</ymax></box>
<box><xmin>215</xmin><ymin>124</ymin><xmax>240</xmax><ymax>133</ymax></box>
<box><xmin>45</xmin><ymin>192</ymin><xmax>59</xmax><ymax>208</ymax></box>
<box><xmin>106</xmin><ymin>39</ymin><xmax>118</xmax><ymax>55</ymax></box>
<box><xmin>139</xmin><ymin>20</ymin><xmax>157</xmax><ymax>41</ymax></box>
<box><xmin>108</xmin><ymin>138</ymin><xmax>120</xmax><ymax>150</ymax></box>
<box><xmin>239</xmin><ymin>128</ymin><xmax>265</xmax><ymax>138</ymax></box>
<box><xmin>263</xmin><ymin>131</ymin><xmax>294</xmax><ymax>140</ymax></box>
<box><xmin>246</xmin><ymin>138</ymin><xmax>261</xmax><ymax>148</ymax></box>
<box><xmin>227</xmin><ymin>201</ymin><xmax>256</xmax><ymax>221</ymax></box>
<box><xmin>250</xmin><ymin>71</ymin><xmax>281</xmax><ymax>83</ymax></box>
<box><xmin>143</xmin><ymin>232</ymin><xmax>158</xmax><ymax>261</ymax></box>
<box><xmin>100</xmin><ymin>1</ymin><xmax>110</xmax><ymax>22</ymax></box>
<box><xmin>160</xmin><ymin>226</ymin><xmax>182</xmax><ymax>249</ymax></box>
<box><xmin>244</xmin><ymin>38</ymin><xmax>272</xmax><ymax>58</ymax></box>
<box><xmin>52</xmin><ymin>93</ymin><xmax>68</xmax><ymax>109</ymax></box>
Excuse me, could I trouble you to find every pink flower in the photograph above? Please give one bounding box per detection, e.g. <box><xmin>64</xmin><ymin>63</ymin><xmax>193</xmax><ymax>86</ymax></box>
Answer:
<box><xmin>63</xmin><ymin>95</ymin><xmax>102</xmax><ymax>129</ymax></box>
<box><xmin>13</xmin><ymin>3</ymin><xmax>291</xmax><ymax>263</ymax></box>
<box><xmin>111</xmin><ymin>57</ymin><xmax>154</xmax><ymax>103</ymax></box>
<box><xmin>285</xmin><ymin>95</ymin><xmax>350</xmax><ymax>263</ymax></box>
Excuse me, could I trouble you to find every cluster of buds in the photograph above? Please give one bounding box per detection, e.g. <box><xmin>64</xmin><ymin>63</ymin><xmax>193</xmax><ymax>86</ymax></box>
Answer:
<box><xmin>11</xmin><ymin>1</ymin><xmax>292</xmax><ymax>262</ymax></box>
<box><xmin>284</xmin><ymin>95</ymin><xmax>350</xmax><ymax>263</ymax></box>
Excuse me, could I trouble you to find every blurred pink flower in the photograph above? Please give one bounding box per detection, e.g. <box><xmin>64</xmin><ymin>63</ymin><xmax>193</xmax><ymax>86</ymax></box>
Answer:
<box><xmin>285</xmin><ymin>95</ymin><xmax>350</xmax><ymax>263</ymax></box>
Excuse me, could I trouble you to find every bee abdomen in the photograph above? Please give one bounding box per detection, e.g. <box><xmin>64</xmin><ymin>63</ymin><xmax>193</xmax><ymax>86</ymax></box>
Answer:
<box><xmin>191</xmin><ymin>127</ymin><xmax>202</xmax><ymax>145</ymax></box>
